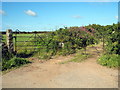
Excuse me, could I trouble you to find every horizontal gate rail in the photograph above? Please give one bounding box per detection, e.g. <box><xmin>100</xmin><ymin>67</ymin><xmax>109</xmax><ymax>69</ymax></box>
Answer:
<box><xmin>18</xmin><ymin>48</ymin><xmax>53</xmax><ymax>50</ymax></box>
<box><xmin>15</xmin><ymin>36</ymin><xmax>44</xmax><ymax>37</ymax></box>
<box><xmin>17</xmin><ymin>48</ymin><xmax>53</xmax><ymax>50</ymax></box>
<box><xmin>15</xmin><ymin>34</ymin><xmax>45</xmax><ymax>38</ymax></box>
<box><xmin>16</xmin><ymin>40</ymin><xmax>44</xmax><ymax>42</ymax></box>
<box><xmin>17</xmin><ymin>45</ymin><xmax>48</xmax><ymax>47</ymax></box>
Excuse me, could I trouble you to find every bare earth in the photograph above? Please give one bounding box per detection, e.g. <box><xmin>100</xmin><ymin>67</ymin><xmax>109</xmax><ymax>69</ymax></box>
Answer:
<box><xmin>2</xmin><ymin>45</ymin><xmax>118</xmax><ymax>88</ymax></box>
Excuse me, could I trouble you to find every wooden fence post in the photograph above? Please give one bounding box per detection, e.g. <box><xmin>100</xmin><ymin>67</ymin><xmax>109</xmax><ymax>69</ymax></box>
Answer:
<box><xmin>6</xmin><ymin>29</ymin><xmax>14</xmax><ymax>53</ymax></box>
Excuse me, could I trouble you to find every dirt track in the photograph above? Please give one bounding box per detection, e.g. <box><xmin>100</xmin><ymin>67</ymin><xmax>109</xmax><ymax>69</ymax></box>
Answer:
<box><xmin>2</xmin><ymin>44</ymin><xmax>118</xmax><ymax>88</ymax></box>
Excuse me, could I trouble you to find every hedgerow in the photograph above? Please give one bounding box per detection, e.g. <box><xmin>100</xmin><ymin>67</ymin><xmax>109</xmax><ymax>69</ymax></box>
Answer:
<box><xmin>33</xmin><ymin>27</ymin><xmax>97</xmax><ymax>58</ymax></box>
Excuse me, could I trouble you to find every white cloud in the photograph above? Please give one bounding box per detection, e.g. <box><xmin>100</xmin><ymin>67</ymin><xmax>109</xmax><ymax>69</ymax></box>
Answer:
<box><xmin>24</xmin><ymin>10</ymin><xmax>37</xmax><ymax>16</ymax></box>
<box><xmin>72</xmin><ymin>15</ymin><xmax>81</xmax><ymax>19</ymax></box>
<box><xmin>115</xmin><ymin>16</ymin><xmax>118</xmax><ymax>19</ymax></box>
<box><xmin>0</xmin><ymin>10</ymin><xmax>5</xmax><ymax>15</ymax></box>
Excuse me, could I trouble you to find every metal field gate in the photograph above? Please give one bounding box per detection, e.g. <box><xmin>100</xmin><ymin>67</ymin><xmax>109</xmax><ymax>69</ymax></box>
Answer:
<box><xmin>14</xmin><ymin>30</ymin><xmax>50</xmax><ymax>53</ymax></box>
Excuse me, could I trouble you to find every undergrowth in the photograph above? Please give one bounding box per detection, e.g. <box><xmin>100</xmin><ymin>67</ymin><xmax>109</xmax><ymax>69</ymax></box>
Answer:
<box><xmin>2</xmin><ymin>57</ymin><xmax>31</xmax><ymax>71</ymax></box>
<box><xmin>98</xmin><ymin>54</ymin><xmax>120</xmax><ymax>68</ymax></box>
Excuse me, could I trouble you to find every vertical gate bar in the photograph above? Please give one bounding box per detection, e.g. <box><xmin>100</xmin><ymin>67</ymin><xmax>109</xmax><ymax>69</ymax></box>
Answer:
<box><xmin>15</xmin><ymin>30</ymin><xmax>17</xmax><ymax>53</ymax></box>
<box><xmin>36</xmin><ymin>34</ymin><xmax>40</xmax><ymax>56</ymax></box>
<box><xmin>14</xmin><ymin>31</ymin><xmax>17</xmax><ymax>52</ymax></box>
<box><xmin>102</xmin><ymin>34</ymin><xmax>105</xmax><ymax>53</ymax></box>
<box><xmin>34</xmin><ymin>33</ymin><xmax>36</xmax><ymax>51</ymax></box>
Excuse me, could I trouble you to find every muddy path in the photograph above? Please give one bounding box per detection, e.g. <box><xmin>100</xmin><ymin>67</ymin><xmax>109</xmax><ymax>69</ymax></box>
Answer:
<box><xmin>2</xmin><ymin>44</ymin><xmax>118</xmax><ymax>88</ymax></box>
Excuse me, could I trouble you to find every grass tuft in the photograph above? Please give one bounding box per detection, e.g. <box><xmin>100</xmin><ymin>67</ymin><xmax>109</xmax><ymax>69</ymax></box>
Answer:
<box><xmin>59</xmin><ymin>50</ymin><xmax>92</xmax><ymax>64</ymax></box>
<box><xmin>70</xmin><ymin>53</ymin><xmax>91</xmax><ymax>62</ymax></box>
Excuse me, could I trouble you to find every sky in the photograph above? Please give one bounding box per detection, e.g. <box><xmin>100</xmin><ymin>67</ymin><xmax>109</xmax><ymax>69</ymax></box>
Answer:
<box><xmin>1</xmin><ymin>2</ymin><xmax>118</xmax><ymax>31</ymax></box>
<box><xmin>1</xmin><ymin>0</ymin><xmax>120</xmax><ymax>2</ymax></box>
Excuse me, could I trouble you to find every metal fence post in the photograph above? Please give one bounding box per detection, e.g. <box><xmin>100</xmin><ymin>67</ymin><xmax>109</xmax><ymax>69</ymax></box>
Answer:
<box><xmin>6</xmin><ymin>29</ymin><xmax>14</xmax><ymax>53</ymax></box>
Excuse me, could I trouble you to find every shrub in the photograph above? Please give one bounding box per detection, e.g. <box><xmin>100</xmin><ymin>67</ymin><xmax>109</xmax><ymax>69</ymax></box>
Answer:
<box><xmin>98</xmin><ymin>54</ymin><xmax>120</xmax><ymax>68</ymax></box>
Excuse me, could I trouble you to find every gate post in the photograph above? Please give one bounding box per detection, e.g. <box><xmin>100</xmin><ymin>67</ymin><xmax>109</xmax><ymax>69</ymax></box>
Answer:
<box><xmin>6</xmin><ymin>29</ymin><xmax>14</xmax><ymax>53</ymax></box>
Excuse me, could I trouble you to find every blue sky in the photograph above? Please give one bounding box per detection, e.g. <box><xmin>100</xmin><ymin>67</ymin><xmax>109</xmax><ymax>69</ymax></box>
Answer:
<box><xmin>2</xmin><ymin>0</ymin><xmax>120</xmax><ymax>2</ymax></box>
<box><xmin>1</xmin><ymin>2</ymin><xmax>118</xmax><ymax>31</ymax></box>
